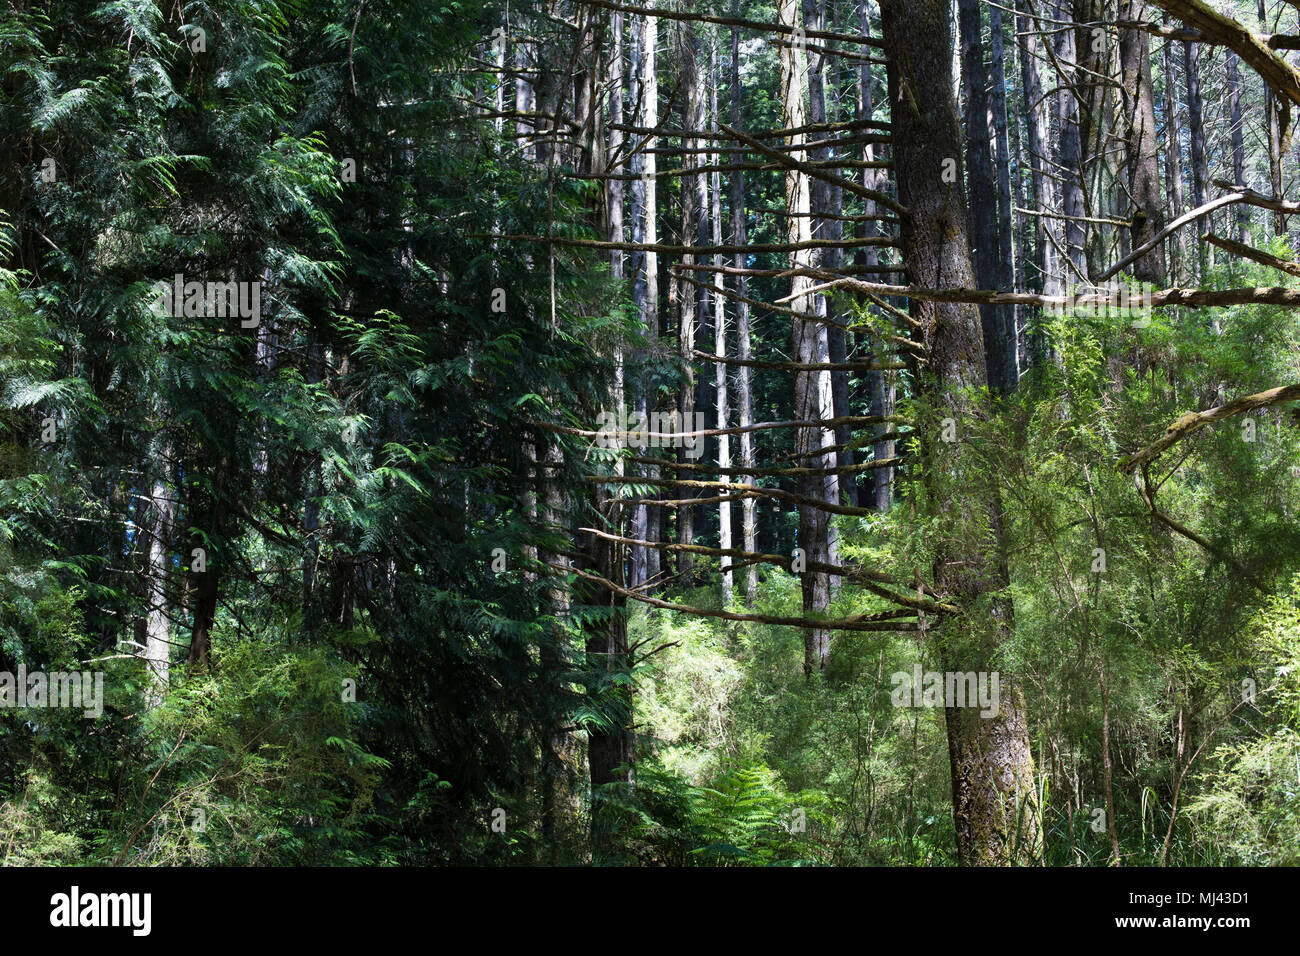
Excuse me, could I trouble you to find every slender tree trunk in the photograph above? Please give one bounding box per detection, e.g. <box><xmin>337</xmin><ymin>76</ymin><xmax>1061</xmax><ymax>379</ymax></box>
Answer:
<box><xmin>808</xmin><ymin>0</ymin><xmax>854</xmax><ymax>503</ymax></box>
<box><xmin>1073</xmin><ymin>0</ymin><xmax>1111</xmax><ymax>277</ymax></box>
<box><xmin>960</xmin><ymin>0</ymin><xmax>1014</xmax><ymax>395</ymax></box>
<box><xmin>609</xmin><ymin>13</ymin><xmax>625</xmax><ymax>282</ymax></box>
<box><xmin>708</xmin><ymin>38</ymin><xmax>733</xmax><ymax>607</ymax></box>
<box><xmin>803</xmin><ymin>0</ymin><xmax>841</xmax><ymax>586</ymax></box>
<box><xmin>1162</xmin><ymin>23</ymin><xmax>1187</xmax><ymax>284</ymax></box>
<box><xmin>186</xmin><ymin>451</ymin><xmax>229</xmax><ymax>669</ymax></box>
<box><xmin>1119</xmin><ymin>1</ymin><xmax>1168</xmax><ymax>286</ymax></box>
<box><xmin>859</xmin><ymin>0</ymin><xmax>894</xmax><ymax>511</ymax></box>
<box><xmin>1018</xmin><ymin>0</ymin><xmax>1056</xmax><ymax>366</ymax></box>
<box><xmin>1226</xmin><ymin>51</ymin><xmax>1250</xmax><ymax>241</ymax></box>
<box><xmin>1184</xmin><ymin>38</ymin><xmax>1209</xmax><ymax>276</ymax></box>
<box><xmin>989</xmin><ymin>5</ymin><xmax>1018</xmax><ymax>390</ymax></box>
<box><xmin>143</xmin><ymin>467</ymin><xmax>172</xmax><ymax>707</ymax></box>
<box><xmin>729</xmin><ymin>16</ymin><xmax>758</xmax><ymax>606</ymax></box>
<box><xmin>880</xmin><ymin>0</ymin><xmax>1040</xmax><ymax>865</ymax></box>
<box><xmin>515</xmin><ymin>37</ymin><xmax>536</xmax><ymax>161</ymax></box>
<box><xmin>1100</xmin><ymin>662</ymin><xmax>1122</xmax><ymax>865</ymax></box>
<box><xmin>676</xmin><ymin>21</ymin><xmax>700</xmax><ymax>578</ymax></box>
<box><xmin>1054</xmin><ymin>0</ymin><xmax>1087</xmax><ymax>285</ymax></box>
<box><xmin>629</xmin><ymin>13</ymin><xmax>660</xmax><ymax>589</ymax></box>
<box><xmin>581</xmin><ymin>515</ymin><xmax>631</xmax><ymax>856</ymax></box>
<box><xmin>1259</xmin><ymin>0</ymin><xmax>1286</xmax><ymax>235</ymax></box>
<box><xmin>779</xmin><ymin>0</ymin><xmax>834</xmax><ymax>676</ymax></box>
<box><xmin>610</xmin><ymin>11</ymin><xmax>627</xmax><ymax>555</ymax></box>
<box><xmin>539</xmin><ymin>437</ymin><xmax>575</xmax><ymax>859</ymax></box>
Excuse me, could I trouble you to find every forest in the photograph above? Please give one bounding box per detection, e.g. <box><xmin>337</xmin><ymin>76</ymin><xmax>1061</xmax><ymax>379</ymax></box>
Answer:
<box><xmin>2</xmin><ymin>0</ymin><xmax>1300</xmax><ymax>869</ymax></box>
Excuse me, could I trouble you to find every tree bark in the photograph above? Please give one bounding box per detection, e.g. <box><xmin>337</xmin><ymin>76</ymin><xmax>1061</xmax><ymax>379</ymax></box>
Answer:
<box><xmin>708</xmin><ymin>37</ymin><xmax>733</xmax><ymax>606</ymax></box>
<box><xmin>629</xmin><ymin>12</ymin><xmax>661</xmax><ymax>589</ymax></box>
<box><xmin>803</xmin><ymin>0</ymin><xmax>842</xmax><ymax>585</ymax></box>
<box><xmin>1017</xmin><ymin>0</ymin><xmax>1056</xmax><ymax>366</ymax></box>
<box><xmin>880</xmin><ymin>0</ymin><xmax>1040</xmax><ymax>864</ymax></box>
<box><xmin>143</xmin><ymin>467</ymin><xmax>172</xmax><ymax>707</ymax></box>
<box><xmin>1162</xmin><ymin>21</ymin><xmax>1188</xmax><ymax>283</ymax></box>
<box><xmin>989</xmin><ymin>5</ymin><xmax>1018</xmax><ymax>387</ymax></box>
<box><xmin>729</xmin><ymin>14</ymin><xmax>759</xmax><ymax>606</ymax></box>
<box><xmin>675</xmin><ymin>20</ymin><xmax>701</xmax><ymax>578</ymax></box>
<box><xmin>1119</xmin><ymin>1</ymin><xmax>1168</xmax><ymax>285</ymax></box>
<box><xmin>1184</xmin><ymin>37</ymin><xmax>1209</xmax><ymax>276</ymax></box>
<box><xmin>858</xmin><ymin>0</ymin><xmax>895</xmax><ymax>511</ymax></box>
<box><xmin>1226</xmin><ymin>51</ymin><xmax>1250</xmax><ymax>241</ymax></box>
<box><xmin>1260</xmin><ymin>0</ymin><xmax>1287</xmax><ymax>235</ymax></box>
<box><xmin>959</xmin><ymin>0</ymin><xmax>1015</xmax><ymax>395</ymax></box>
<box><xmin>1054</xmin><ymin>0</ymin><xmax>1088</xmax><ymax>284</ymax></box>
<box><xmin>779</xmin><ymin>0</ymin><xmax>834</xmax><ymax>676</ymax></box>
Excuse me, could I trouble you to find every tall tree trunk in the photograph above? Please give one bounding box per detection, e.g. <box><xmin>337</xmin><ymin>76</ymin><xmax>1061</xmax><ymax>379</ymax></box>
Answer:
<box><xmin>675</xmin><ymin>21</ymin><xmax>700</xmax><ymax>578</ymax></box>
<box><xmin>629</xmin><ymin>13</ymin><xmax>660</xmax><ymax>589</ymax></box>
<box><xmin>186</xmin><ymin>449</ymin><xmax>230</xmax><ymax>669</ymax></box>
<box><xmin>729</xmin><ymin>16</ymin><xmax>759</xmax><ymax>606</ymax></box>
<box><xmin>1054</xmin><ymin>0</ymin><xmax>1087</xmax><ymax>286</ymax></box>
<box><xmin>960</xmin><ymin>0</ymin><xmax>1014</xmax><ymax>395</ymax></box>
<box><xmin>1184</xmin><ymin>38</ymin><xmax>1209</xmax><ymax>276</ymax></box>
<box><xmin>880</xmin><ymin>0</ymin><xmax>1040</xmax><ymax>865</ymax></box>
<box><xmin>859</xmin><ymin>0</ymin><xmax>894</xmax><ymax>511</ymax></box>
<box><xmin>809</xmin><ymin>0</ymin><xmax>855</xmax><ymax>500</ymax></box>
<box><xmin>1017</xmin><ymin>0</ymin><xmax>1056</xmax><ymax>366</ymax></box>
<box><xmin>989</xmin><ymin>4</ymin><xmax>1018</xmax><ymax>389</ymax></box>
<box><xmin>609</xmin><ymin>11</ymin><xmax>627</xmax><ymax>565</ymax></box>
<box><xmin>779</xmin><ymin>0</ymin><xmax>834</xmax><ymax>676</ymax></box>
<box><xmin>1162</xmin><ymin>22</ymin><xmax>1187</xmax><ymax>284</ymax></box>
<box><xmin>1226</xmin><ymin>51</ymin><xmax>1250</xmax><ymax>241</ymax></box>
<box><xmin>708</xmin><ymin>38</ymin><xmax>733</xmax><ymax>607</ymax></box>
<box><xmin>143</xmin><ymin>466</ymin><xmax>172</xmax><ymax>707</ymax></box>
<box><xmin>803</xmin><ymin>0</ymin><xmax>842</xmax><ymax>585</ymax></box>
<box><xmin>515</xmin><ymin>37</ymin><xmax>536</xmax><ymax>161</ymax></box>
<box><xmin>588</xmin><ymin>15</ymin><xmax>633</xmax><ymax>847</ymax></box>
<box><xmin>581</xmin><ymin>514</ymin><xmax>631</xmax><ymax>856</ymax></box>
<box><xmin>1118</xmin><ymin>1</ymin><xmax>1168</xmax><ymax>286</ymax></box>
<box><xmin>1073</xmin><ymin>0</ymin><xmax>1111</xmax><ymax>277</ymax></box>
<box><xmin>1259</xmin><ymin>0</ymin><xmax>1286</xmax><ymax>235</ymax></box>
<box><xmin>538</xmin><ymin>437</ymin><xmax>576</xmax><ymax>859</ymax></box>
<box><xmin>609</xmin><ymin>13</ymin><xmax>625</xmax><ymax>282</ymax></box>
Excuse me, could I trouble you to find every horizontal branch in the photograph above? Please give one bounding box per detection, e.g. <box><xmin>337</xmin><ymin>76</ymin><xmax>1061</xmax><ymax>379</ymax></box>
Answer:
<box><xmin>531</xmin><ymin>414</ymin><xmax>909</xmax><ymax>442</ymax></box>
<box><xmin>1118</xmin><ymin>384</ymin><xmax>1300</xmax><ymax>471</ymax></box>
<box><xmin>1212</xmin><ymin>179</ymin><xmax>1300</xmax><ymax>215</ymax></box>
<box><xmin>593</xmin><ymin>473</ymin><xmax>881</xmax><ymax>517</ymax></box>
<box><xmin>691</xmin><ymin>349</ymin><xmax>905</xmax><ymax>373</ymax></box>
<box><xmin>609</xmin><ymin>117</ymin><xmax>890</xmax><ymax>140</ymax></box>
<box><xmin>578</xmin><ymin>529</ymin><xmax>959</xmax><ymax>615</ymax></box>
<box><xmin>570</xmin><ymin>0</ymin><xmax>884</xmax><ymax>47</ymax></box>
<box><xmin>628</xmin><ymin>453</ymin><xmax>906</xmax><ymax>479</ymax></box>
<box><xmin>793</xmin><ymin>276</ymin><xmax>1300</xmax><ymax>311</ymax></box>
<box><xmin>584</xmin><ymin>158</ymin><xmax>893</xmax><ymax>181</ymax></box>
<box><xmin>481</xmin><ymin>233</ymin><xmax>895</xmax><ymax>256</ymax></box>
<box><xmin>1202</xmin><ymin>233</ymin><xmax>1300</xmax><ymax>278</ymax></box>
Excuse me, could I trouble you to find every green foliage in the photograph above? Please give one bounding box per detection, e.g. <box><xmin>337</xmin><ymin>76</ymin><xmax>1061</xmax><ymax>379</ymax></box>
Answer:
<box><xmin>598</xmin><ymin>760</ymin><xmax>829</xmax><ymax>866</ymax></box>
